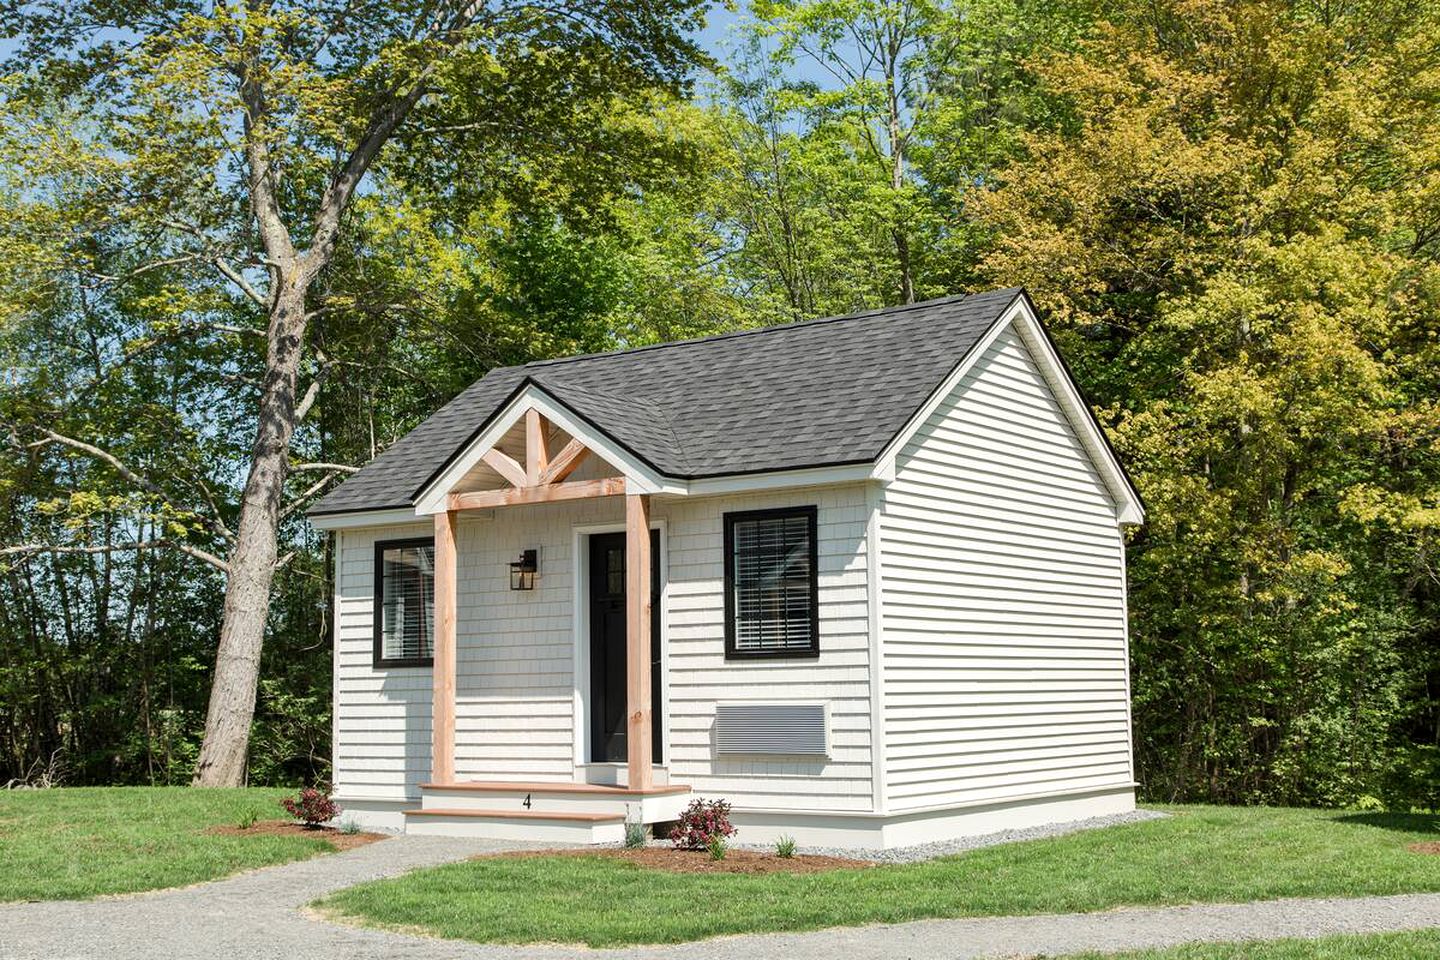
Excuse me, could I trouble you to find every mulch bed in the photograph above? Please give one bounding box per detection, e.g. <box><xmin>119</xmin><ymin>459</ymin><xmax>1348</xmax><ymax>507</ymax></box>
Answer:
<box><xmin>206</xmin><ymin>819</ymin><xmax>386</xmax><ymax>852</ymax></box>
<box><xmin>479</xmin><ymin>845</ymin><xmax>873</xmax><ymax>875</ymax></box>
<box><xmin>1407</xmin><ymin>842</ymin><xmax>1440</xmax><ymax>855</ymax></box>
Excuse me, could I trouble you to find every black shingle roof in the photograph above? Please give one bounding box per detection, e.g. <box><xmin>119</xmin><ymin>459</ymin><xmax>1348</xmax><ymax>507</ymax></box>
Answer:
<box><xmin>309</xmin><ymin>287</ymin><xmax>1024</xmax><ymax>516</ymax></box>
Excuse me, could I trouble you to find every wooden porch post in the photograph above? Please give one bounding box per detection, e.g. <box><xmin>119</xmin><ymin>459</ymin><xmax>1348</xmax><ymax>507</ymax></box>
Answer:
<box><xmin>625</xmin><ymin>493</ymin><xmax>653</xmax><ymax>790</ymax></box>
<box><xmin>431</xmin><ymin>509</ymin><xmax>457</xmax><ymax>784</ymax></box>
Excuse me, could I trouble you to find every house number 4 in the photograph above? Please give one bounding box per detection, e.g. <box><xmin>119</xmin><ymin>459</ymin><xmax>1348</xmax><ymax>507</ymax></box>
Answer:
<box><xmin>523</xmin><ymin>793</ymin><xmax>532</xmax><ymax>809</ymax></box>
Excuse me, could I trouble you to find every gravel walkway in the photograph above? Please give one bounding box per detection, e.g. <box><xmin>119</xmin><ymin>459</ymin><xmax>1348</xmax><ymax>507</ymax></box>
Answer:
<box><xmin>1</xmin><ymin>833</ymin><xmax>1438</xmax><ymax>960</ymax></box>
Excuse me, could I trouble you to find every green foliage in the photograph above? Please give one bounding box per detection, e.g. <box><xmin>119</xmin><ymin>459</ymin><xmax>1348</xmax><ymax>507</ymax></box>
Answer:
<box><xmin>625</xmin><ymin>819</ymin><xmax>648</xmax><ymax>849</ymax></box>
<box><xmin>775</xmin><ymin>835</ymin><xmax>796</xmax><ymax>858</ymax></box>
<box><xmin>974</xmin><ymin>0</ymin><xmax>1440</xmax><ymax>807</ymax></box>
<box><xmin>0</xmin><ymin>0</ymin><xmax>717</xmax><ymax>787</ymax></box>
<box><xmin>2</xmin><ymin>0</ymin><xmax>1439</xmax><ymax>810</ymax></box>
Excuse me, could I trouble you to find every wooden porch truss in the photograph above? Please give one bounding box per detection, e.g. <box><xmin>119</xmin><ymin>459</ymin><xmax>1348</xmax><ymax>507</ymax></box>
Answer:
<box><xmin>430</xmin><ymin>408</ymin><xmax>655</xmax><ymax>790</ymax></box>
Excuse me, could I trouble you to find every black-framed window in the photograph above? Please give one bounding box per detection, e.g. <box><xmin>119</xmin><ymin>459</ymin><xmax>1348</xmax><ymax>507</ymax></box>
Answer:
<box><xmin>373</xmin><ymin>538</ymin><xmax>435</xmax><ymax>667</ymax></box>
<box><xmin>724</xmin><ymin>506</ymin><xmax>820</xmax><ymax>659</ymax></box>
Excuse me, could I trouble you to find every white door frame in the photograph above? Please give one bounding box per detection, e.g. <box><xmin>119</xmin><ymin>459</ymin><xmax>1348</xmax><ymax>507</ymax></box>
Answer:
<box><xmin>571</xmin><ymin>518</ymin><xmax>669</xmax><ymax>771</ymax></box>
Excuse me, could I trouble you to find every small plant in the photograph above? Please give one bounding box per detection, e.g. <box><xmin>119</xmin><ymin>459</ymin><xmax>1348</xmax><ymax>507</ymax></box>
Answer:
<box><xmin>707</xmin><ymin>832</ymin><xmax>727</xmax><ymax>861</ymax></box>
<box><xmin>668</xmin><ymin>797</ymin><xmax>736</xmax><ymax>851</ymax></box>
<box><xmin>338</xmin><ymin>815</ymin><xmax>362</xmax><ymax>836</ymax></box>
<box><xmin>775</xmin><ymin>835</ymin><xmax>796</xmax><ymax>859</ymax></box>
<box><xmin>624</xmin><ymin>819</ymin><xmax>647</xmax><ymax>849</ymax></box>
<box><xmin>235</xmin><ymin>808</ymin><xmax>260</xmax><ymax>831</ymax></box>
<box><xmin>280</xmin><ymin>786</ymin><xmax>340</xmax><ymax>828</ymax></box>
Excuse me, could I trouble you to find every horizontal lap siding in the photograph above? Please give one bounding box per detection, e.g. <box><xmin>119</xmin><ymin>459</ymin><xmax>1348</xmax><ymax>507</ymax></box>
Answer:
<box><xmin>451</xmin><ymin>497</ymin><xmax>623</xmax><ymax>781</ymax></box>
<box><xmin>333</xmin><ymin>486</ymin><xmax>874</xmax><ymax>809</ymax></box>
<box><xmin>880</xmin><ymin>327</ymin><xmax>1134</xmax><ymax>811</ymax></box>
<box><xmin>334</xmin><ymin>522</ymin><xmax>435</xmax><ymax>800</ymax></box>
<box><xmin>665</xmin><ymin>487</ymin><xmax>874</xmax><ymax>812</ymax></box>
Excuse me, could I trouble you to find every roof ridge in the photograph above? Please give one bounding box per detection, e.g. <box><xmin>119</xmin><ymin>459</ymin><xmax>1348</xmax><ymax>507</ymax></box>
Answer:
<box><xmin>522</xmin><ymin>290</ymin><xmax>1004</xmax><ymax>371</ymax></box>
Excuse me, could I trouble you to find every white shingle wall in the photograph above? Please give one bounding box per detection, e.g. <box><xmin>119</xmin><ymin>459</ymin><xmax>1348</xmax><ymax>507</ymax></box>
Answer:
<box><xmin>334</xmin><ymin>521</ymin><xmax>435</xmax><ymax>800</ymax></box>
<box><xmin>879</xmin><ymin>326</ymin><xmax>1135</xmax><ymax>811</ymax></box>
<box><xmin>332</xmin><ymin>486</ymin><xmax>874</xmax><ymax>810</ymax></box>
<box><xmin>666</xmin><ymin>486</ymin><xmax>874</xmax><ymax>811</ymax></box>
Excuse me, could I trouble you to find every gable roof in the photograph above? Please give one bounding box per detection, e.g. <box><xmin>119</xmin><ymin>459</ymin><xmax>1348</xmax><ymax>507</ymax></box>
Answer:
<box><xmin>310</xmin><ymin>286</ymin><xmax>1135</xmax><ymax>518</ymax></box>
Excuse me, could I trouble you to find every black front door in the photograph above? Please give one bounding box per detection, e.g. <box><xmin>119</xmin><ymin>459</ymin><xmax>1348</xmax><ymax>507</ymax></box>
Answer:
<box><xmin>589</xmin><ymin>530</ymin><xmax>662</xmax><ymax>764</ymax></box>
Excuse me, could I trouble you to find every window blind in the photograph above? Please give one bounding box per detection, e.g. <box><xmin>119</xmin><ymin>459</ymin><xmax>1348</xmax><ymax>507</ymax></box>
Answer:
<box><xmin>379</xmin><ymin>542</ymin><xmax>434</xmax><ymax>663</ymax></box>
<box><xmin>728</xmin><ymin>509</ymin><xmax>816</xmax><ymax>654</ymax></box>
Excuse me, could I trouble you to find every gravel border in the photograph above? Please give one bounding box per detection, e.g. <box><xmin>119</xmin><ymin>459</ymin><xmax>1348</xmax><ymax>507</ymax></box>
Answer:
<box><xmin>733</xmin><ymin>807</ymin><xmax>1169</xmax><ymax>863</ymax></box>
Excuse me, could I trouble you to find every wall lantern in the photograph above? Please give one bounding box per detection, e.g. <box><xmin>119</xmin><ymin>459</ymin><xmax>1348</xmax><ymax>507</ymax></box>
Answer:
<box><xmin>509</xmin><ymin>549</ymin><xmax>538</xmax><ymax>591</ymax></box>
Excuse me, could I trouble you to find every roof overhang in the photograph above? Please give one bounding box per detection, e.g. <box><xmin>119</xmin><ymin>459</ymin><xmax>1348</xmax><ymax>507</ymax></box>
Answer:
<box><xmin>317</xmin><ymin>291</ymin><xmax>1143</xmax><ymax>529</ymax></box>
<box><xmin>307</xmin><ymin>507</ymin><xmax>428</xmax><ymax>531</ymax></box>
<box><xmin>869</xmin><ymin>294</ymin><xmax>1145</xmax><ymax>527</ymax></box>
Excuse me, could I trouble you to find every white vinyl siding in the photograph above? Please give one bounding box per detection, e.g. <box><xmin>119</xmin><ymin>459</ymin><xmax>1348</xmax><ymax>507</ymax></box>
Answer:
<box><xmin>331</xmin><ymin>484</ymin><xmax>875</xmax><ymax>810</ymax></box>
<box><xmin>879</xmin><ymin>326</ymin><xmax>1135</xmax><ymax>811</ymax></box>
<box><xmin>333</xmin><ymin>522</ymin><xmax>436</xmax><ymax>801</ymax></box>
<box><xmin>668</xmin><ymin>487</ymin><xmax>873</xmax><ymax>811</ymax></box>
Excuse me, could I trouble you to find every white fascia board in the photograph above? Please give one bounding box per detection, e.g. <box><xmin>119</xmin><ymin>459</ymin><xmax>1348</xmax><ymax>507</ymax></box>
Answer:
<box><xmin>681</xmin><ymin>462</ymin><xmax>877</xmax><ymax>497</ymax></box>
<box><xmin>413</xmin><ymin>383</ymin><xmax>680</xmax><ymax>515</ymax></box>
<box><xmin>870</xmin><ymin>297</ymin><xmax>1023</xmax><ymax>482</ymax></box>
<box><xmin>307</xmin><ymin>507</ymin><xmax>424</xmax><ymax>531</ymax></box>
<box><xmin>870</xmin><ymin>296</ymin><xmax>1145</xmax><ymax>527</ymax></box>
<box><xmin>1007</xmin><ymin>300</ymin><xmax>1145</xmax><ymax>526</ymax></box>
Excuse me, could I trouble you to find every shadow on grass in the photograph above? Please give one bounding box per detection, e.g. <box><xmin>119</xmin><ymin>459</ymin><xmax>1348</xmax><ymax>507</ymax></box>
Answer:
<box><xmin>1332</xmin><ymin>811</ymin><xmax>1440</xmax><ymax>834</ymax></box>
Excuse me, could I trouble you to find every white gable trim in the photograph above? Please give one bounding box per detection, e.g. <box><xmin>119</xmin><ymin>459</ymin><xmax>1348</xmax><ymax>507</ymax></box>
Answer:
<box><xmin>308</xmin><ymin>507</ymin><xmax>424</xmax><ymax>531</ymax></box>
<box><xmin>412</xmin><ymin>383</ymin><xmax>684</xmax><ymax>515</ymax></box>
<box><xmin>870</xmin><ymin>297</ymin><xmax>1145</xmax><ymax>526</ymax></box>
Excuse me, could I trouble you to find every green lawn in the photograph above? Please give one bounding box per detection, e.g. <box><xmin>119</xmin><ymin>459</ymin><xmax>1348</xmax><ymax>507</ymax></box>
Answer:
<box><xmin>1068</xmin><ymin>929</ymin><xmax>1440</xmax><ymax>959</ymax></box>
<box><xmin>0</xmin><ymin>786</ymin><xmax>348</xmax><ymax>901</ymax></box>
<box><xmin>319</xmin><ymin>805</ymin><xmax>1440</xmax><ymax>948</ymax></box>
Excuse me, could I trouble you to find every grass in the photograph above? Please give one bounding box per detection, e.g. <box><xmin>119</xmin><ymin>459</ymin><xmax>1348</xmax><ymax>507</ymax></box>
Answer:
<box><xmin>0</xmin><ymin>786</ymin><xmax>344</xmax><ymax>901</ymax></box>
<box><xmin>1067</xmin><ymin>929</ymin><xmax>1440</xmax><ymax>959</ymax></box>
<box><xmin>319</xmin><ymin>805</ymin><xmax>1440</xmax><ymax>947</ymax></box>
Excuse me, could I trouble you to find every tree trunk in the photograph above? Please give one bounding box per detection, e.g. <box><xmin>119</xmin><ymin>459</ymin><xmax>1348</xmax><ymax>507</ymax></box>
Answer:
<box><xmin>192</xmin><ymin>278</ymin><xmax>309</xmax><ymax>786</ymax></box>
<box><xmin>885</xmin><ymin>47</ymin><xmax>914</xmax><ymax>304</ymax></box>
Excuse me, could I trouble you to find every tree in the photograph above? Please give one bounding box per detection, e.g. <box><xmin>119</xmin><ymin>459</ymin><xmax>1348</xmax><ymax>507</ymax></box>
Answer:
<box><xmin>0</xmin><ymin>0</ymin><xmax>706</xmax><ymax>785</ymax></box>
<box><xmin>745</xmin><ymin>0</ymin><xmax>949</xmax><ymax>304</ymax></box>
<box><xmin>973</xmin><ymin>0</ymin><xmax>1440</xmax><ymax>804</ymax></box>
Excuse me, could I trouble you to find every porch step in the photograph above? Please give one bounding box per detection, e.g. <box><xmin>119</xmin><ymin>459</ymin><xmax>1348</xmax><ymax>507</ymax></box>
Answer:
<box><xmin>403</xmin><ymin>807</ymin><xmax>626</xmax><ymax>843</ymax></box>
<box><xmin>418</xmin><ymin>780</ymin><xmax>692</xmax><ymax>821</ymax></box>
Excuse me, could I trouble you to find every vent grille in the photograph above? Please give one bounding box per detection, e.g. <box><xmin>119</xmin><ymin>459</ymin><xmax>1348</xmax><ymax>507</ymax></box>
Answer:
<box><xmin>714</xmin><ymin>703</ymin><xmax>828</xmax><ymax>756</ymax></box>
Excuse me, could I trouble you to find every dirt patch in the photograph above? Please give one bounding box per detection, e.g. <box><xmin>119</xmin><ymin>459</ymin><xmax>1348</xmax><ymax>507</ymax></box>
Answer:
<box><xmin>1407</xmin><ymin>841</ymin><xmax>1440</xmax><ymax>854</ymax></box>
<box><xmin>206</xmin><ymin>819</ymin><xmax>385</xmax><ymax>852</ymax></box>
<box><xmin>479</xmin><ymin>845</ymin><xmax>873</xmax><ymax>875</ymax></box>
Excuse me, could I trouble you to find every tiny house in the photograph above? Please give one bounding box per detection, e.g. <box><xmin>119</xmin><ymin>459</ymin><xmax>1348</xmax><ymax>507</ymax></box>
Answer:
<box><xmin>308</xmin><ymin>287</ymin><xmax>1144</xmax><ymax>848</ymax></box>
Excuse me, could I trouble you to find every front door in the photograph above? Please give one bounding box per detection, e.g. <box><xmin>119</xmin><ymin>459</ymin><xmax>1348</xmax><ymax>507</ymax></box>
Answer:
<box><xmin>588</xmin><ymin>530</ymin><xmax>662</xmax><ymax>764</ymax></box>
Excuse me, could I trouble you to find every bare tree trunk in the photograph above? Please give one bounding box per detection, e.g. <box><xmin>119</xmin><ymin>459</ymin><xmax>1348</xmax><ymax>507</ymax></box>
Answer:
<box><xmin>884</xmin><ymin>37</ymin><xmax>914</xmax><ymax>304</ymax></box>
<box><xmin>193</xmin><ymin>278</ymin><xmax>308</xmax><ymax>786</ymax></box>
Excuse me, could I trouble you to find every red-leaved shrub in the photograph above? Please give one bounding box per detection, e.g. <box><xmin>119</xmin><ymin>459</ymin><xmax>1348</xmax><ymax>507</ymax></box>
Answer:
<box><xmin>280</xmin><ymin>787</ymin><xmax>340</xmax><ymax>828</ymax></box>
<box><xmin>668</xmin><ymin>798</ymin><xmax>736</xmax><ymax>850</ymax></box>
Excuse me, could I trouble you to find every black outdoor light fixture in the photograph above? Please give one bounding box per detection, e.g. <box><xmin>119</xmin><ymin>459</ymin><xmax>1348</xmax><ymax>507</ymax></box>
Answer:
<box><xmin>510</xmin><ymin>549</ymin><xmax>538</xmax><ymax>591</ymax></box>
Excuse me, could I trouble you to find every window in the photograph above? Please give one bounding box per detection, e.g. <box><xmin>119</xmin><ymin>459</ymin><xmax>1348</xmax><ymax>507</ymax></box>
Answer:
<box><xmin>724</xmin><ymin>506</ymin><xmax>819</xmax><ymax>659</ymax></box>
<box><xmin>373</xmin><ymin>538</ymin><xmax>435</xmax><ymax>667</ymax></box>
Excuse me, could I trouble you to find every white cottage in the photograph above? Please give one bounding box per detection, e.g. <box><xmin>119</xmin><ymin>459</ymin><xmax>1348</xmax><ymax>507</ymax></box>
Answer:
<box><xmin>308</xmin><ymin>287</ymin><xmax>1145</xmax><ymax>849</ymax></box>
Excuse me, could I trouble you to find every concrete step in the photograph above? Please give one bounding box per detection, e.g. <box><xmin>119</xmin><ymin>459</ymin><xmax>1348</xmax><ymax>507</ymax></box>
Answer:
<box><xmin>403</xmin><ymin>807</ymin><xmax>627</xmax><ymax>843</ymax></box>
<box><xmin>418</xmin><ymin>780</ymin><xmax>692</xmax><ymax>822</ymax></box>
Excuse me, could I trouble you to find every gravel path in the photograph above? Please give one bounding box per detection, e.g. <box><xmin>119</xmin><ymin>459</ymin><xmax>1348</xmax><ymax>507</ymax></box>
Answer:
<box><xmin>2</xmin><ymin>833</ymin><xmax>1438</xmax><ymax>960</ymax></box>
